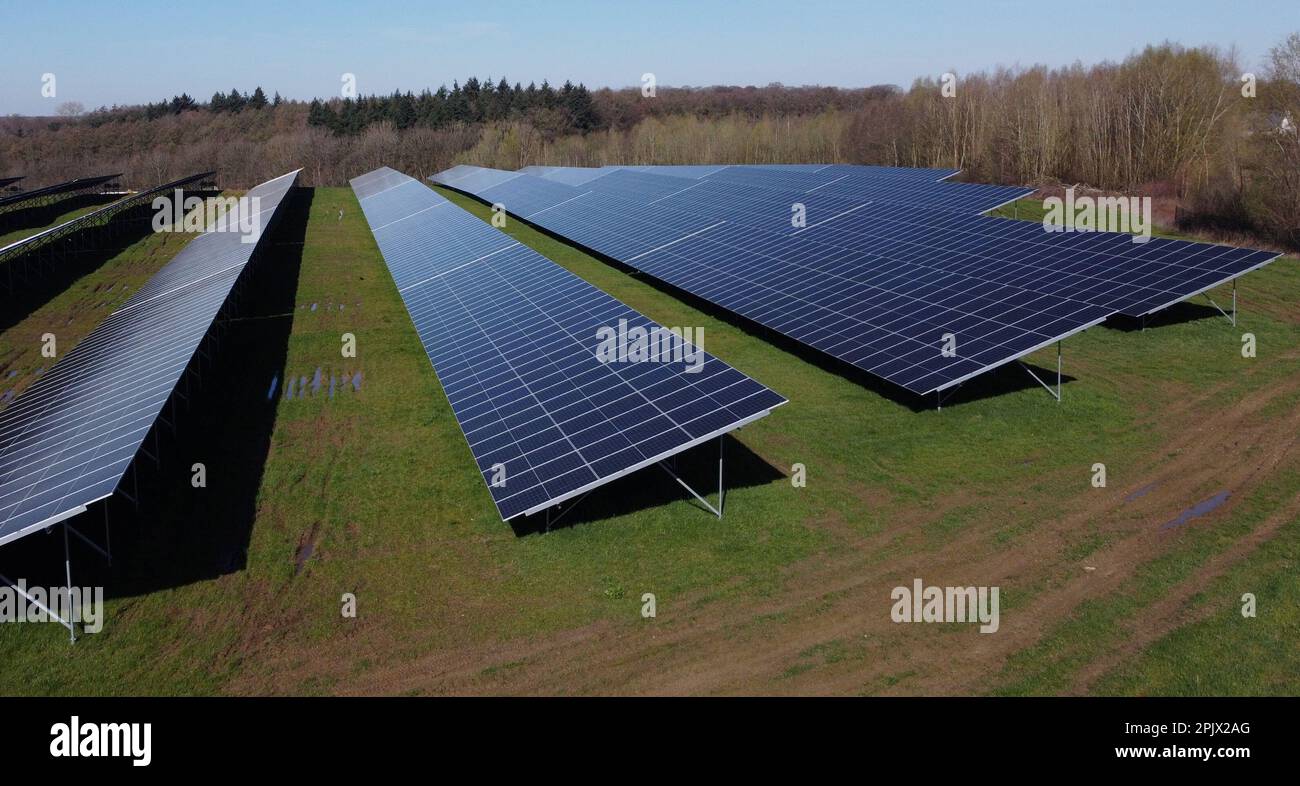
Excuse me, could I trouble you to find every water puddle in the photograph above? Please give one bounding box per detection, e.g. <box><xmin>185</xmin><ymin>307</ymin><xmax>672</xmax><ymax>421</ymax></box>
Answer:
<box><xmin>294</xmin><ymin>524</ymin><xmax>320</xmax><ymax>575</ymax></box>
<box><xmin>1161</xmin><ymin>491</ymin><xmax>1231</xmax><ymax>531</ymax></box>
<box><xmin>1125</xmin><ymin>483</ymin><xmax>1156</xmax><ymax>502</ymax></box>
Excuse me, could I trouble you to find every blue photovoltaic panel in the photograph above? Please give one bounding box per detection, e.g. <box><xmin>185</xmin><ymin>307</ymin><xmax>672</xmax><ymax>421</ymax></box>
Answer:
<box><xmin>432</xmin><ymin>167</ymin><xmax>1112</xmax><ymax>396</ymax></box>
<box><xmin>353</xmin><ymin>167</ymin><xmax>784</xmax><ymax>520</ymax></box>
<box><xmin>432</xmin><ymin>166</ymin><xmax>1284</xmax><ymax>397</ymax></box>
<box><xmin>434</xmin><ymin>165</ymin><xmax>527</xmax><ymax>194</ymax></box>
<box><xmin>797</xmin><ymin>202</ymin><xmax>1282</xmax><ymax>317</ymax></box>
<box><xmin>618</xmin><ymin>164</ymin><xmax>962</xmax><ymax>182</ymax></box>
<box><xmin>538</xmin><ymin>164</ymin><xmax>1027</xmax><ymax>215</ymax></box>
<box><xmin>476</xmin><ymin>175</ymin><xmax>589</xmax><ymax>217</ymax></box>
<box><xmin>510</xmin><ymin>166</ymin><xmax>1284</xmax><ymax>319</ymax></box>
<box><xmin>525</xmin><ymin>166</ymin><xmax>619</xmax><ymax>186</ymax></box>
<box><xmin>0</xmin><ymin>170</ymin><xmax>300</xmax><ymax>547</ymax></box>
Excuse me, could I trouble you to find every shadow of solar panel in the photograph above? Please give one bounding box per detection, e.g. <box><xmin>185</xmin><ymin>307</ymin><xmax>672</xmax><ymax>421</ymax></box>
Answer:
<box><xmin>353</xmin><ymin>167</ymin><xmax>784</xmax><ymax>521</ymax></box>
<box><xmin>0</xmin><ymin>170</ymin><xmax>300</xmax><ymax>547</ymax></box>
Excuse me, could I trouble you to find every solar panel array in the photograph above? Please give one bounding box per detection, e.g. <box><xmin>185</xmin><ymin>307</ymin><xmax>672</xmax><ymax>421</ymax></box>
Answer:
<box><xmin>541</xmin><ymin>168</ymin><xmax>1280</xmax><ymax>318</ymax></box>
<box><xmin>351</xmin><ymin>167</ymin><xmax>785</xmax><ymax>520</ymax></box>
<box><xmin>0</xmin><ymin>170</ymin><xmax>299</xmax><ymax>547</ymax></box>
<box><xmin>431</xmin><ymin>167</ymin><xmax>1103</xmax><ymax>394</ymax></box>
<box><xmin>0</xmin><ymin>173</ymin><xmax>121</xmax><ymax>212</ymax></box>
<box><xmin>0</xmin><ymin>171</ymin><xmax>215</xmax><ymax>267</ymax></box>
<box><xmin>432</xmin><ymin>165</ymin><xmax>1282</xmax><ymax>396</ymax></box>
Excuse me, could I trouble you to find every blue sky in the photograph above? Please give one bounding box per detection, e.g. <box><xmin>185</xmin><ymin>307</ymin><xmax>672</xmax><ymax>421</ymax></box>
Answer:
<box><xmin>1</xmin><ymin>0</ymin><xmax>1294</xmax><ymax>115</ymax></box>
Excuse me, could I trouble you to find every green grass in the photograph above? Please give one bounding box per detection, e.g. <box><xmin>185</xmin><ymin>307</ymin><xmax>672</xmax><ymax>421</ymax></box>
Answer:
<box><xmin>0</xmin><ymin>188</ymin><xmax>1297</xmax><ymax>695</ymax></box>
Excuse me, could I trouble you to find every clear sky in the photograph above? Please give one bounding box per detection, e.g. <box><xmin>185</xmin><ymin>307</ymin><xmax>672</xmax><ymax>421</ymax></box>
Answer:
<box><xmin>1</xmin><ymin>0</ymin><xmax>1295</xmax><ymax>115</ymax></box>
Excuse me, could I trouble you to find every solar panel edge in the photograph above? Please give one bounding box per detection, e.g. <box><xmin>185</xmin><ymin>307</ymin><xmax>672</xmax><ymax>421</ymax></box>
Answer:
<box><xmin>0</xmin><ymin>499</ymin><xmax>97</xmax><ymax>549</ymax></box>
<box><xmin>1129</xmin><ymin>252</ymin><xmax>1286</xmax><ymax>317</ymax></box>
<box><xmin>511</xmin><ymin>401</ymin><xmax>782</xmax><ymax>519</ymax></box>
<box><xmin>922</xmin><ymin>310</ymin><xmax>1110</xmax><ymax>395</ymax></box>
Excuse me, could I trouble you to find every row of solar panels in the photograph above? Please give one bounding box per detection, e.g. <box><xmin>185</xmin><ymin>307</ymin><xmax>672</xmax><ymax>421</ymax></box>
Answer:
<box><xmin>0</xmin><ymin>171</ymin><xmax>214</xmax><ymax>267</ymax></box>
<box><xmin>0</xmin><ymin>171</ymin><xmax>300</xmax><ymax>547</ymax></box>
<box><xmin>351</xmin><ymin>167</ymin><xmax>785</xmax><ymax>520</ymax></box>
<box><xmin>0</xmin><ymin>173</ymin><xmax>122</xmax><ymax>213</ymax></box>
<box><xmin>430</xmin><ymin>164</ymin><xmax>1281</xmax><ymax>396</ymax></box>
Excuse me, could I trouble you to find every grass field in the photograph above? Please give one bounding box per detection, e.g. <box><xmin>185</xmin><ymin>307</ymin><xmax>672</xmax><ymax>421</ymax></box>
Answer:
<box><xmin>0</xmin><ymin>186</ymin><xmax>1296</xmax><ymax>695</ymax></box>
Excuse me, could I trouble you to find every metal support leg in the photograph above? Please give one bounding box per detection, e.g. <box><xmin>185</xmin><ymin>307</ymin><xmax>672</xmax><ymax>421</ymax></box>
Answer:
<box><xmin>64</xmin><ymin>523</ymin><xmax>75</xmax><ymax>643</ymax></box>
<box><xmin>717</xmin><ymin>436</ymin><xmax>725</xmax><ymax>518</ymax></box>
<box><xmin>935</xmin><ymin>383</ymin><xmax>963</xmax><ymax>411</ymax></box>
<box><xmin>1232</xmin><ymin>279</ymin><xmax>1237</xmax><ymax>327</ymax></box>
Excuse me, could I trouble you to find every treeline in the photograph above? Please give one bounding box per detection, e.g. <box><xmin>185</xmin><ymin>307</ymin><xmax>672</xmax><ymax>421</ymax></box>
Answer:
<box><xmin>306</xmin><ymin>78</ymin><xmax>601</xmax><ymax>137</ymax></box>
<box><xmin>74</xmin><ymin>87</ymin><xmax>285</xmax><ymax>125</ymax></box>
<box><xmin>301</xmin><ymin>80</ymin><xmax>897</xmax><ymax>137</ymax></box>
<box><xmin>2</xmin><ymin>36</ymin><xmax>1296</xmax><ymax>248</ymax></box>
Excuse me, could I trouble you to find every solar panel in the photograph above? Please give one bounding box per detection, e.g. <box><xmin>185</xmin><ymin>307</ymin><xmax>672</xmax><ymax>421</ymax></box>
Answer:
<box><xmin>431</xmin><ymin>167</ymin><xmax>1112</xmax><ymax>396</ymax></box>
<box><xmin>508</xmin><ymin>166</ymin><xmax>1283</xmax><ymax>320</ymax></box>
<box><xmin>0</xmin><ymin>171</ymin><xmax>215</xmax><ymax>270</ymax></box>
<box><xmin>797</xmin><ymin>203</ymin><xmax>1281</xmax><ymax>317</ymax></box>
<box><xmin>0</xmin><ymin>173</ymin><xmax>122</xmax><ymax>212</ymax></box>
<box><xmin>352</xmin><ymin>167</ymin><xmax>785</xmax><ymax>520</ymax></box>
<box><xmin>570</xmin><ymin>165</ymin><xmax>1031</xmax><ymax>215</ymax></box>
<box><xmin>0</xmin><ymin>176</ymin><xmax>24</xmax><ymax>189</ymax></box>
<box><xmin>0</xmin><ymin>170</ymin><xmax>299</xmax><ymax>547</ymax></box>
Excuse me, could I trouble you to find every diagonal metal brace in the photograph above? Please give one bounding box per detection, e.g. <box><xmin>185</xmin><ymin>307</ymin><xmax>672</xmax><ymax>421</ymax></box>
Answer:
<box><xmin>1017</xmin><ymin>341</ymin><xmax>1062</xmax><ymax>402</ymax></box>
<box><xmin>657</xmin><ymin>460</ymin><xmax>722</xmax><ymax>519</ymax></box>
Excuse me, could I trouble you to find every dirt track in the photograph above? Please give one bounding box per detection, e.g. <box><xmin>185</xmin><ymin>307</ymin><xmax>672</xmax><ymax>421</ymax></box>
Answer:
<box><xmin>321</xmin><ymin>356</ymin><xmax>1299</xmax><ymax>696</ymax></box>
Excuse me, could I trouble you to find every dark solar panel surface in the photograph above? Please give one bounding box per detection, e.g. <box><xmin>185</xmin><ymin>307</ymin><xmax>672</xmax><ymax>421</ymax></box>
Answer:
<box><xmin>354</xmin><ymin>167</ymin><xmax>784</xmax><ymax>520</ymax></box>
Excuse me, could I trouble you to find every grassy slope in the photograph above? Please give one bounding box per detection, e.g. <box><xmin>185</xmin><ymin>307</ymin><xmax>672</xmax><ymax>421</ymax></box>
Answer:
<box><xmin>0</xmin><ymin>188</ymin><xmax>1296</xmax><ymax>695</ymax></box>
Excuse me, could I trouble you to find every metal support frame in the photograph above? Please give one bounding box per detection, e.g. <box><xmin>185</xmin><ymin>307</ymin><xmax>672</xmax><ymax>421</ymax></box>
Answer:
<box><xmin>935</xmin><ymin>383</ymin><xmax>964</xmax><ymax>411</ymax></box>
<box><xmin>62</xmin><ymin>523</ymin><xmax>74</xmax><ymax>643</ymax></box>
<box><xmin>1017</xmin><ymin>341</ymin><xmax>1062</xmax><ymax>402</ymax></box>
<box><xmin>1202</xmin><ymin>278</ymin><xmax>1238</xmax><ymax>326</ymax></box>
<box><xmin>0</xmin><ymin>566</ymin><xmax>77</xmax><ymax>643</ymax></box>
<box><xmin>538</xmin><ymin>435</ymin><xmax>730</xmax><ymax>531</ymax></box>
<box><xmin>0</xmin><ymin>506</ymin><xmax>114</xmax><ymax>644</ymax></box>
<box><xmin>543</xmin><ymin>491</ymin><xmax>592</xmax><ymax>532</ymax></box>
<box><xmin>656</xmin><ymin>435</ymin><xmax>726</xmax><ymax>519</ymax></box>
